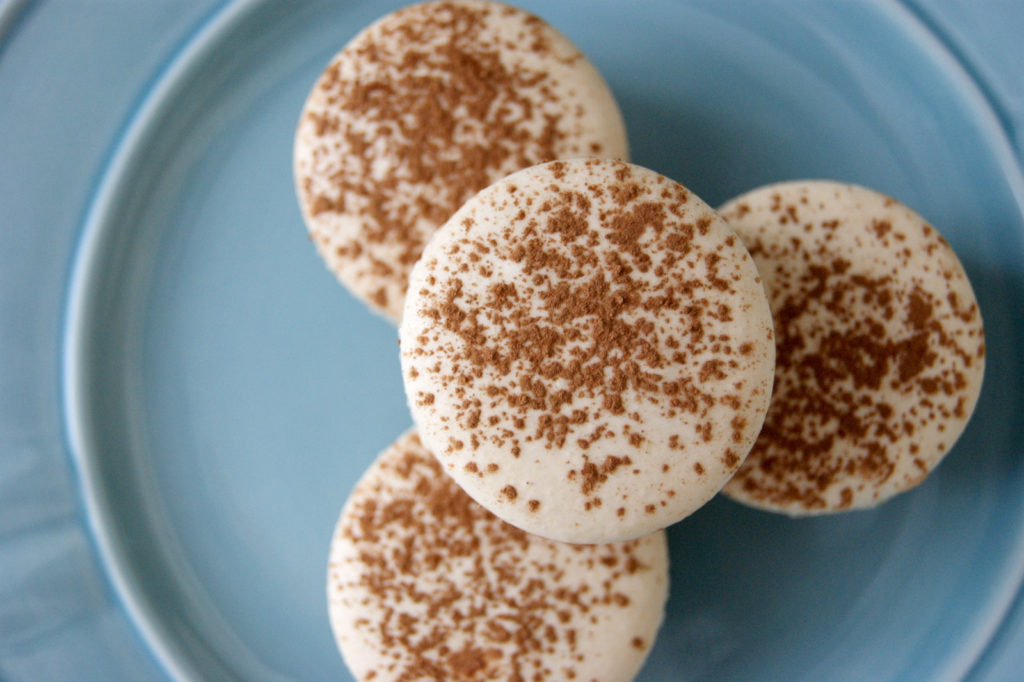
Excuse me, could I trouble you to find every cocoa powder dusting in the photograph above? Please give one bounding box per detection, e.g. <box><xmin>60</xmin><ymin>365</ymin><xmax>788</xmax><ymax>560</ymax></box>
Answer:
<box><xmin>298</xmin><ymin>1</ymin><xmax>615</xmax><ymax>317</ymax></box>
<box><xmin>404</xmin><ymin>159</ymin><xmax>772</xmax><ymax>522</ymax></box>
<box><xmin>723</xmin><ymin>185</ymin><xmax>984</xmax><ymax>511</ymax></box>
<box><xmin>331</xmin><ymin>433</ymin><xmax>656</xmax><ymax>680</ymax></box>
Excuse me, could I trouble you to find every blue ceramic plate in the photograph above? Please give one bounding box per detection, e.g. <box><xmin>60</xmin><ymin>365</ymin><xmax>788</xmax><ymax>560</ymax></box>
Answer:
<box><xmin>3</xmin><ymin>0</ymin><xmax>1024</xmax><ymax>680</ymax></box>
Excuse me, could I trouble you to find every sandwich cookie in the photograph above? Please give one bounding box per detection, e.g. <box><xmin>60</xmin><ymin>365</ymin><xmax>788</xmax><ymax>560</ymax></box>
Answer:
<box><xmin>719</xmin><ymin>180</ymin><xmax>985</xmax><ymax>514</ymax></box>
<box><xmin>400</xmin><ymin>158</ymin><xmax>775</xmax><ymax>543</ymax></box>
<box><xmin>294</xmin><ymin>0</ymin><xmax>629</xmax><ymax>321</ymax></box>
<box><xmin>327</xmin><ymin>430</ymin><xmax>669</xmax><ymax>682</ymax></box>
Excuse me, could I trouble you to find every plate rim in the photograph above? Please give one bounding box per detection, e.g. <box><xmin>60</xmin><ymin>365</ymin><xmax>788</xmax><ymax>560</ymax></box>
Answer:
<box><xmin>61</xmin><ymin>2</ymin><xmax>275</xmax><ymax>679</ymax></box>
<box><xmin>872</xmin><ymin>1</ymin><xmax>1024</xmax><ymax>678</ymax></box>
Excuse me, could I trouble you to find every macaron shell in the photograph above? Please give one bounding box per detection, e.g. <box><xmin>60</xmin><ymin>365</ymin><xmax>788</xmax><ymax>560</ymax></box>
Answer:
<box><xmin>294</xmin><ymin>0</ymin><xmax>629</xmax><ymax>322</ymax></box>
<box><xmin>400</xmin><ymin>159</ymin><xmax>775</xmax><ymax>543</ymax></box>
<box><xmin>720</xmin><ymin>180</ymin><xmax>985</xmax><ymax>514</ymax></box>
<box><xmin>327</xmin><ymin>430</ymin><xmax>669</xmax><ymax>682</ymax></box>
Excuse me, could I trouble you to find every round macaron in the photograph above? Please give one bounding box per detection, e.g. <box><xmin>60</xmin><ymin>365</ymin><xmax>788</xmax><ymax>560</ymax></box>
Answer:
<box><xmin>399</xmin><ymin>158</ymin><xmax>775</xmax><ymax>544</ymax></box>
<box><xmin>719</xmin><ymin>180</ymin><xmax>985</xmax><ymax>514</ymax></box>
<box><xmin>294</xmin><ymin>0</ymin><xmax>629</xmax><ymax>322</ymax></box>
<box><xmin>327</xmin><ymin>430</ymin><xmax>669</xmax><ymax>682</ymax></box>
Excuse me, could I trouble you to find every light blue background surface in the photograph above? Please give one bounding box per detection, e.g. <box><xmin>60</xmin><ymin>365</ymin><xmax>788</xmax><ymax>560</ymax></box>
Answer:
<box><xmin>2</xmin><ymin>1</ymin><xmax>1023</xmax><ymax>680</ymax></box>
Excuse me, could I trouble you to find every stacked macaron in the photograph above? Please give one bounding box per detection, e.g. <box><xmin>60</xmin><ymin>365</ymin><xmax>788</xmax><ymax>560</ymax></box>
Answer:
<box><xmin>294</xmin><ymin>2</ymin><xmax>984</xmax><ymax>680</ymax></box>
<box><xmin>399</xmin><ymin>158</ymin><xmax>775</xmax><ymax>545</ymax></box>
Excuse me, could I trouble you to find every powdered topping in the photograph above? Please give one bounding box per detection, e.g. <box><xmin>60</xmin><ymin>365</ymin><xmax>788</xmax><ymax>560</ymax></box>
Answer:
<box><xmin>294</xmin><ymin>0</ymin><xmax>628</xmax><ymax>321</ymax></box>
<box><xmin>720</xmin><ymin>181</ymin><xmax>985</xmax><ymax>513</ymax></box>
<box><xmin>401</xmin><ymin>159</ymin><xmax>775</xmax><ymax>543</ymax></box>
<box><xmin>327</xmin><ymin>431</ymin><xmax>668</xmax><ymax>682</ymax></box>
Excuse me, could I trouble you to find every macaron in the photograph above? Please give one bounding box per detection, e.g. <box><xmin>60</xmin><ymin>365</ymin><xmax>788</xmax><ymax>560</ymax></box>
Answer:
<box><xmin>719</xmin><ymin>180</ymin><xmax>985</xmax><ymax>514</ymax></box>
<box><xmin>327</xmin><ymin>430</ymin><xmax>669</xmax><ymax>682</ymax></box>
<box><xmin>400</xmin><ymin>158</ymin><xmax>775</xmax><ymax>543</ymax></box>
<box><xmin>294</xmin><ymin>0</ymin><xmax>628</xmax><ymax>322</ymax></box>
